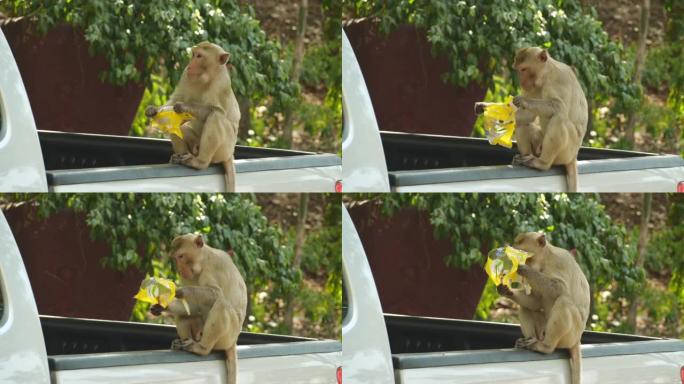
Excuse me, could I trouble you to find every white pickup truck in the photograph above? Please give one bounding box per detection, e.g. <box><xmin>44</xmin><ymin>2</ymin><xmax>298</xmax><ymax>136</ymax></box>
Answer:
<box><xmin>0</xmin><ymin>28</ymin><xmax>341</xmax><ymax>193</ymax></box>
<box><xmin>342</xmin><ymin>31</ymin><xmax>684</xmax><ymax>193</ymax></box>
<box><xmin>341</xmin><ymin>205</ymin><xmax>684</xmax><ymax>383</ymax></box>
<box><xmin>0</xmin><ymin>211</ymin><xmax>341</xmax><ymax>384</ymax></box>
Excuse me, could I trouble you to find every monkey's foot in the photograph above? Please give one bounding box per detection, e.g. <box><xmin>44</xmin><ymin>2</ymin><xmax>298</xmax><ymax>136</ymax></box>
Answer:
<box><xmin>170</xmin><ymin>153</ymin><xmax>189</xmax><ymax>164</ymax></box>
<box><xmin>191</xmin><ymin>144</ymin><xmax>200</xmax><ymax>156</ymax></box>
<box><xmin>511</xmin><ymin>154</ymin><xmax>526</xmax><ymax>166</ymax></box>
<box><xmin>171</xmin><ymin>338</ymin><xmax>193</xmax><ymax>350</ymax></box>
<box><xmin>515</xmin><ymin>337</ymin><xmax>538</xmax><ymax>349</ymax></box>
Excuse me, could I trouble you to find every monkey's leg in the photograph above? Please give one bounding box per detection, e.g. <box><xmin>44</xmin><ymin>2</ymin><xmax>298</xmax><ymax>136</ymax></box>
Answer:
<box><xmin>516</xmin><ymin>308</ymin><xmax>546</xmax><ymax>348</ymax></box>
<box><xmin>181</xmin><ymin>114</ymin><xmax>226</xmax><ymax>170</ymax></box>
<box><xmin>526</xmin><ymin>297</ymin><xmax>575</xmax><ymax>354</ymax></box>
<box><xmin>172</xmin><ymin>316</ymin><xmax>203</xmax><ymax>349</ymax></box>
<box><xmin>517</xmin><ymin>265</ymin><xmax>564</xmax><ymax>300</ymax></box>
<box><xmin>184</xmin><ymin>300</ymin><xmax>231</xmax><ymax>356</ymax></box>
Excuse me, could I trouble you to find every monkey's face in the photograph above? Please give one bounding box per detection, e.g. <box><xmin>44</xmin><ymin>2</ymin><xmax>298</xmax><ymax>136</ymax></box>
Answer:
<box><xmin>170</xmin><ymin>234</ymin><xmax>205</xmax><ymax>280</ymax></box>
<box><xmin>185</xmin><ymin>43</ymin><xmax>231</xmax><ymax>83</ymax></box>
<box><xmin>514</xmin><ymin>48</ymin><xmax>547</xmax><ymax>91</ymax></box>
<box><xmin>513</xmin><ymin>232</ymin><xmax>547</xmax><ymax>255</ymax></box>
<box><xmin>186</xmin><ymin>47</ymin><xmax>209</xmax><ymax>78</ymax></box>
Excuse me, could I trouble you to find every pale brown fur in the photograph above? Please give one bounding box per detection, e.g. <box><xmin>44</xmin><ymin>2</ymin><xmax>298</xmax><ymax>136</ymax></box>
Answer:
<box><xmin>497</xmin><ymin>232</ymin><xmax>590</xmax><ymax>384</ymax></box>
<box><xmin>153</xmin><ymin>234</ymin><xmax>247</xmax><ymax>384</ymax></box>
<box><xmin>146</xmin><ymin>42</ymin><xmax>240</xmax><ymax>192</ymax></box>
<box><xmin>511</xmin><ymin>47</ymin><xmax>588</xmax><ymax>192</ymax></box>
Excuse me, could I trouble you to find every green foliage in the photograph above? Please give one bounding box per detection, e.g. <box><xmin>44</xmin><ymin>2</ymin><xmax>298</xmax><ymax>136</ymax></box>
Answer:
<box><xmin>26</xmin><ymin>193</ymin><xmax>306</xmax><ymax>332</ymax></box>
<box><xmin>343</xmin><ymin>0</ymin><xmax>638</xmax><ymax>110</ymax></box>
<box><xmin>2</xmin><ymin>0</ymin><xmax>295</xmax><ymax>110</ymax></box>
<box><xmin>349</xmin><ymin>193</ymin><xmax>640</xmax><ymax>331</ymax></box>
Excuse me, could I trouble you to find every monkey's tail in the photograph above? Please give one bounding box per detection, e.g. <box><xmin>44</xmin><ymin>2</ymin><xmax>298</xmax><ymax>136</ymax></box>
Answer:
<box><xmin>565</xmin><ymin>159</ymin><xmax>578</xmax><ymax>192</ymax></box>
<box><xmin>222</xmin><ymin>160</ymin><xmax>236</xmax><ymax>192</ymax></box>
<box><xmin>569</xmin><ymin>343</ymin><xmax>582</xmax><ymax>384</ymax></box>
<box><xmin>225</xmin><ymin>346</ymin><xmax>238</xmax><ymax>384</ymax></box>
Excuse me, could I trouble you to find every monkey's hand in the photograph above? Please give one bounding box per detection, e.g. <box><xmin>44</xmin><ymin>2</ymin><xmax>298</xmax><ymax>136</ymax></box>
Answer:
<box><xmin>512</xmin><ymin>95</ymin><xmax>529</xmax><ymax>109</ymax></box>
<box><xmin>497</xmin><ymin>284</ymin><xmax>514</xmax><ymax>297</ymax></box>
<box><xmin>474</xmin><ymin>102</ymin><xmax>486</xmax><ymax>115</ymax></box>
<box><xmin>517</xmin><ymin>264</ymin><xmax>531</xmax><ymax>276</ymax></box>
<box><xmin>173</xmin><ymin>103</ymin><xmax>187</xmax><ymax>114</ymax></box>
<box><xmin>145</xmin><ymin>106</ymin><xmax>159</xmax><ymax>118</ymax></box>
<box><xmin>150</xmin><ymin>304</ymin><xmax>165</xmax><ymax>316</ymax></box>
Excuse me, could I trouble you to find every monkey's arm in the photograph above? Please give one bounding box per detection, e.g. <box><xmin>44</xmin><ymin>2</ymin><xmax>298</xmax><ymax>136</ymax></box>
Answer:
<box><xmin>497</xmin><ymin>284</ymin><xmax>542</xmax><ymax>311</ymax></box>
<box><xmin>174</xmin><ymin>103</ymin><xmax>224</xmax><ymax>121</ymax></box>
<box><xmin>513</xmin><ymin>96</ymin><xmax>563</xmax><ymax>118</ymax></box>
<box><xmin>517</xmin><ymin>264</ymin><xmax>564</xmax><ymax>300</ymax></box>
<box><xmin>164</xmin><ymin>285</ymin><xmax>222</xmax><ymax>317</ymax></box>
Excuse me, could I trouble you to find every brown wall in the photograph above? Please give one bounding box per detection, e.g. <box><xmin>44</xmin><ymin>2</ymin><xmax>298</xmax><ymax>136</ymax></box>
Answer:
<box><xmin>2</xmin><ymin>20</ymin><xmax>144</xmax><ymax>136</ymax></box>
<box><xmin>5</xmin><ymin>205</ymin><xmax>144</xmax><ymax>321</ymax></box>
<box><xmin>344</xmin><ymin>21</ymin><xmax>487</xmax><ymax>137</ymax></box>
<box><xmin>348</xmin><ymin>203</ymin><xmax>487</xmax><ymax>320</ymax></box>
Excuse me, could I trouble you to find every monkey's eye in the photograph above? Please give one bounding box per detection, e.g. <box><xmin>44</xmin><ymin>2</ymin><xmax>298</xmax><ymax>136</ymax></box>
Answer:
<box><xmin>178</xmin><ymin>254</ymin><xmax>184</xmax><ymax>260</ymax></box>
<box><xmin>520</xmin><ymin>67</ymin><xmax>527</xmax><ymax>72</ymax></box>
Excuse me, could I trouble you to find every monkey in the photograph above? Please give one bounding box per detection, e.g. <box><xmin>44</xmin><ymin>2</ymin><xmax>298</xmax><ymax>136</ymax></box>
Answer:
<box><xmin>146</xmin><ymin>42</ymin><xmax>240</xmax><ymax>192</ymax></box>
<box><xmin>497</xmin><ymin>232</ymin><xmax>590</xmax><ymax>384</ymax></box>
<box><xmin>511</xmin><ymin>47</ymin><xmax>588</xmax><ymax>192</ymax></box>
<box><xmin>151</xmin><ymin>234</ymin><xmax>247</xmax><ymax>384</ymax></box>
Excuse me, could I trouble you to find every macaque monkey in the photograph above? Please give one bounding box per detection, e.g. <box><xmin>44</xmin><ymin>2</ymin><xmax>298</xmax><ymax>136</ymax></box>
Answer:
<box><xmin>151</xmin><ymin>234</ymin><xmax>247</xmax><ymax>384</ymax></box>
<box><xmin>146</xmin><ymin>42</ymin><xmax>240</xmax><ymax>192</ymax></box>
<box><xmin>497</xmin><ymin>232</ymin><xmax>590</xmax><ymax>384</ymax></box>
<box><xmin>512</xmin><ymin>47</ymin><xmax>588</xmax><ymax>192</ymax></box>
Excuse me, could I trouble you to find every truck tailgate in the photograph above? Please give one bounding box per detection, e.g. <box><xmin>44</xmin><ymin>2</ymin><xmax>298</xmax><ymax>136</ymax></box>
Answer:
<box><xmin>393</xmin><ymin>340</ymin><xmax>684</xmax><ymax>384</ymax></box>
<box><xmin>50</xmin><ymin>341</ymin><xmax>341</xmax><ymax>384</ymax></box>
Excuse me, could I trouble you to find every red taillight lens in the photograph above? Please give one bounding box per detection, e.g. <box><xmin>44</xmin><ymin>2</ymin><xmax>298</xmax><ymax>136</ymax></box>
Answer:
<box><xmin>678</xmin><ymin>182</ymin><xmax>684</xmax><ymax>193</ymax></box>
<box><xmin>680</xmin><ymin>366</ymin><xmax>684</xmax><ymax>383</ymax></box>
<box><xmin>337</xmin><ymin>366</ymin><xmax>342</xmax><ymax>384</ymax></box>
<box><xmin>335</xmin><ymin>180</ymin><xmax>343</xmax><ymax>193</ymax></box>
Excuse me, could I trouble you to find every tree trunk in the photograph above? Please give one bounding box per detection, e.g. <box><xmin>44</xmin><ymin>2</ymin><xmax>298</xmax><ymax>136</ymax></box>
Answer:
<box><xmin>627</xmin><ymin>193</ymin><xmax>653</xmax><ymax>330</ymax></box>
<box><xmin>284</xmin><ymin>194</ymin><xmax>310</xmax><ymax>333</ymax></box>
<box><xmin>625</xmin><ymin>0</ymin><xmax>651</xmax><ymax>146</ymax></box>
<box><xmin>282</xmin><ymin>0</ymin><xmax>308</xmax><ymax>148</ymax></box>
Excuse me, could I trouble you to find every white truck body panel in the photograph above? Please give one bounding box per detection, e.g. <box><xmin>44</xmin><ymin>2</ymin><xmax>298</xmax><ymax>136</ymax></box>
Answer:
<box><xmin>0</xmin><ymin>214</ymin><xmax>51</xmax><ymax>383</ymax></box>
<box><xmin>341</xmin><ymin>31</ymin><xmax>391</xmax><ymax>193</ymax></box>
<box><xmin>0</xmin><ymin>28</ymin><xmax>49</xmax><ymax>191</ymax></box>
<box><xmin>394</xmin><ymin>348</ymin><xmax>684</xmax><ymax>384</ymax></box>
<box><xmin>52</xmin><ymin>352</ymin><xmax>340</xmax><ymax>384</ymax></box>
<box><xmin>49</xmin><ymin>165</ymin><xmax>340</xmax><ymax>192</ymax></box>
<box><xmin>342</xmin><ymin>206</ymin><xmax>394</xmax><ymax>384</ymax></box>
<box><xmin>393</xmin><ymin>167</ymin><xmax>684</xmax><ymax>192</ymax></box>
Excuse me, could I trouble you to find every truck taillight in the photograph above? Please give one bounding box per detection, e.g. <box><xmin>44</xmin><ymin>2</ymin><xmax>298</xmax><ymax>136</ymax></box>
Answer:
<box><xmin>335</xmin><ymin>180</ymin><xmax>343</xmax><ymax>193</ymax></box>
<box><xmin>337</xmin><ymin>366</ymin><xmax>342</xmax><ymax>384</ymax></box>
<box><xmin>678</xmin><ymin>182</ymin><xmax>684</xmax><ymax>193</ymax></box>
<box><xmin>680</xmin><ymin>366</ymin><xmax>684</xmax><ymax>383</ymax></box>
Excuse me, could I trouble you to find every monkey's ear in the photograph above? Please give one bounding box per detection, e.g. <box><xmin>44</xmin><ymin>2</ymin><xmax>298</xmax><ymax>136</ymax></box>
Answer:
<box><xmin>539</xmin><ymin>50</ymin><xmax>548</xmax><ymax>63</ymax></box>
<box><xmin>536</xmin><ymin>233</ymin><xmax>547</xmax><ymax>247</ymax></box>
<box><xmin>194</xmin><ymin>234</ymin><xmax>205</xmax><ymax>248</ymax></box>
<box><xmin>219</xmin><ymin>52</ymin><xmax>230</xmax><ymax>65</ymax></box>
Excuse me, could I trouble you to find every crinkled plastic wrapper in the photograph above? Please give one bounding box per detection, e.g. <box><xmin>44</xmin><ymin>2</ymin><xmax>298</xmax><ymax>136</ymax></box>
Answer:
<box><xmin>482</xmin><ymin>96</ymin><xmax>517</xmax><ymax>148</ymax></box>
<box><xmin>149</xmin><ymin>106</ymin><xmax>193</xmax><ymax>139</ymax></box>
<box><xmin>134</xmin><ymin>277</ymin><xmax>177</xmax><ymax>307</ymax></box>
<box><xmin>485</xmin><ymin>245</ymin><xmax>532</xmax><ymax>293</ymax></box>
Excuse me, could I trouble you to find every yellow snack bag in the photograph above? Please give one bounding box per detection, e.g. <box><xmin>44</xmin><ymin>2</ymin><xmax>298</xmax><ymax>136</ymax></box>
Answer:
<box><xmin>484</xmin><ymin>245</ymin><xmax>532</xmax><ymax>293</ymax></box>
<box><xmin>481</xmin><ymin>96</ymin><xmax>517</xmax><ymax>148</ymax></box>
<box><xmin>134</xmin><ymin>277</ymin><xmax>177</xmax><ymax>308</ymax></box>
<box><xmin>149</xmin><ymin>106</ymin><xmax>193</xmax><ymax>139</ymax></box>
